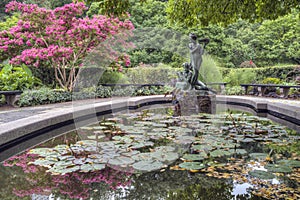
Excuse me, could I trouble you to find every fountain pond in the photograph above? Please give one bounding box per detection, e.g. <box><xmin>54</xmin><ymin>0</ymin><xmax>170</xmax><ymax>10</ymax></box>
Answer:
<box><xmin>1</xmin><ymin>108</ymin><xmax>300</xmax><ymax>199</ymax></box>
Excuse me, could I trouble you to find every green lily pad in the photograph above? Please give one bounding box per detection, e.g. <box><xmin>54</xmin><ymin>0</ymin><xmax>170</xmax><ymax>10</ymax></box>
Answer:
<box><xmin>192</xmin><ymin>145</ymin><xmax>214</xmax><ymax>152</ymax></box>
<box><xmin>249</xmin><ymin>153</ymin><xmax>268</xmax><ymax>160</ymax></box>
<box><xmin>154</xmin><ymin>146</ymin><xmax>176</xmax><ymax>152</ymax></box>
<box><xmin>47</xmin><ymin>165</ymin><xmax>81</xmax><ymax>175</ymax></box>
<box><xmin>29</xmin><ymin>148</ymin><xmax>58</xmax><ymax>157</ymax></box>
<box><xmin>182</xmin><ymin>154</ymin><xmax>206</xmax><ymax>161</ymax></box>
<box><xmin>132</xmin><ymin>153</ymin><xmax>153</xmax><ymax>161</ymax></box>
<box><xmin>130</xmin><ymin>141</ymin><xmax>154</xmax><ymax>149</ymax></box>
<box><xmin>228</xmin><ymin>149</ymin><xmax>248</xmax><ymax>155</ymax></box>
<box><xmin>80</xmin><ymin>163</ymin><xmax>106</xmax><ymax>172</ymax></box>
<box><xmin>210</xmin><ymin>149</ymin><xmax>232</xmax><ymax>157</ymax></box>
<box><xmin>132</xmin><ymin>160</ymin><xmax>164</xmax><ymax>172</ymax></box>
<box><xmin>278</xmin><ymin>159</ymin><xmax>300</xmax><ymax>168</ymax></box>
<box><xmin>240</xmin><ymin>138</ymin><xmax>255</xmax><ymax>143</ymax></box>
<box><xmin>152</xmin><ymin>151</ymin><xmax>179</xmax><ymax>163</ymax></box>
<box><xmin>249</xmin><ymin>170</ymin><xmax>275</xmax><ymax>179</ymax></box>
<box><xmin>29</xmin><ymin>158</ymin><xmax>56</xmax><ymax>167</ymax></box>
<box><xmin>265</xmin><ymin>164</ymin><xmax>293</xmax><ymax>173</ymax></box>
<box><xmin>179</xmin><ymin>162</ymin><xmax>206</xmax><ymax>170</ymax></box>
<box><xmin>108</xmin><ymin>156</ymin><xmax>135</xmax><ymax>166</ymax></box>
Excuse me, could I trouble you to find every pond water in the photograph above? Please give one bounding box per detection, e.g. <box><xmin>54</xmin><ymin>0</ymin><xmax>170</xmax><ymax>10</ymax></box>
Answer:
<box><xmin>1</xmin><ymin>108</ymin><xmax>300</xmax><ymax>200</ymax></box>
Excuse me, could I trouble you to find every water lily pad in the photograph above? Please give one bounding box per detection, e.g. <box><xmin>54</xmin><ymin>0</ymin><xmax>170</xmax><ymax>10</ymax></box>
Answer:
<box><xmin>192</xmin><ymin>145</ymin><xmax>214</xmax><ymax>152</ymax></box>
<box><xmin>210</xmin><ymin>149</ymin><xmax>232</xmax><ymax>157</ymax></box>
<box><xmin>265</xmin><ymin>164</ymin><xmax>292</xmax><ymax>173</ymax></box>
<box><xmin>179</xmin><ymin>162</ymin><xmax>206</xmax><ymax>170</ymax></box>
<box><xmin>175</xmin><ymin>136</ymin><xmax>196</xmax><ymax>144</ymax></box>
<box><xmin>132</xmin><ymin>153</ymin><xmax>153</xmax><ymax>161</ymax></box>
<box><xmin>182</xmin><ymin>154</ymin><xmax>206</xmax><ymax>161</ymax></box>
<box><xmin>121</xmin><ymin>150</ymin><xmax>140</xmax><ymax>157</ymax></box>
<box><xmin>154</xmin><ymin>146</ymin><xmax>176</xmax><ymax>152</ymax></box>
<box><xmin>228</xmin><ymin>149</ymin><xmax>248</xmax><ymax>155</ymax></box>
<box><xmin>29</xmin><ymin>158</ymin><xmax>56</xmax><ymax>167</ymax></box>
<box><xmin>80</xmin><ymin>163</ymin><xmax>105</xmax><ymax>172</ymax></box>
<box><xmin>249</xmin><ymin>153</ymin><xmax>268</xmax><ymax>160</ymax></box>
<box><xmin>47</xmin><ymin>165</ymin><xmax>81</xmax><ymax>175</ymax></box>
<box><xmin>29</xmin><ymin>148</ymin><xmax>59</xmax><ymax>157</ymax></box>
<box><xmin>91</xmin><ymin>126</ymin><xmax>107</xmax><ymax>130</ymax></box>
<box><xmin>132</xmin><ymin>160</ymin><xmax>164</xmax><ymax>172</ymax></box>
<box><xmin>278</xmin><ymin>159</ymin><xmax>300</xmax><ymax>168</ymax></box>
<box><xmin>130</xmin><ymin>141</ymin><xmax>154</xmax><ymax>149</ymax></box>
<box><xmin>240</xmin><ymin>138</ymin><xmax>255</xmax><ymax>143</ymax></box>
<box><xmin>108</xmin><ymin>156</ymin><xmax>135</xmax><ymax>166</ymax></box>
<box><xmin>151</xmin><ymin>151</ymin><xmax>179</xmax><ymax>163</ymax></box>
<box><xmin>249</xmin><ymin>170</ymin><xmax>275</xmax><ymax>179</ymax></box>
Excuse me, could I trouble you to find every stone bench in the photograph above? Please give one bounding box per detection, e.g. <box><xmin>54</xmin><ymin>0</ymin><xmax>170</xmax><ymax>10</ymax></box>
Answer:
<box><xmin>206</xmin><ymin>82</ymin><xmax>227</xmax><ymax>94</ymax></box>
<box><xmin>240</xmin><ymin>84</ymin><xmax>300</xmax><ymax>98</ymax></box>
<box><xmin>0</xmin><ymin>90</ymin><xmax>22</xmax><ymax>106</ymax></box>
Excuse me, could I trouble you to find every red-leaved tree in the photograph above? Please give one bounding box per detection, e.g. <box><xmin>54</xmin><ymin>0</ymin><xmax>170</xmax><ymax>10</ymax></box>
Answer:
<box><xmin>0</xmin><ymin>1</ymin><xmax>134</xmax><ymax>91</ymax></box>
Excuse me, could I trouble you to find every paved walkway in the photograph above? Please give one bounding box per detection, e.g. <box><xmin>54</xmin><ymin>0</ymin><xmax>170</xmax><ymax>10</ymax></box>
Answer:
<box><xmin>0</xmin><ymin>98</ymin><xmax>111</xmax><ymax>125</ymax></box>
<box><xmin>1</xmin><ymin>95</ymin><xmax>300</xmax><ymax>126</ymax></box>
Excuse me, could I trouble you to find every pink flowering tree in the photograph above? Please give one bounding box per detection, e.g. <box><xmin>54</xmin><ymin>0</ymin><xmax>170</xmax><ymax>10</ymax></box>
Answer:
<box><xmin>0</xmin><ymin>1</ymin><xmax>134</xmax><ymax>91</ymax></box>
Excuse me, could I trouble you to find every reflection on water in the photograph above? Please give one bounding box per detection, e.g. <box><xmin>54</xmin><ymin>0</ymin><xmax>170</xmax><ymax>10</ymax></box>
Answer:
<box><xmin>1</xmin><ymin>108</ymin><xmax>300</xmax><ymax>200</ymax></box>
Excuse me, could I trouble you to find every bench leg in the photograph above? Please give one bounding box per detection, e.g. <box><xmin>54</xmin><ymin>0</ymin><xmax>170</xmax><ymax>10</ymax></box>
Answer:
<box><xmin>242</xmin><ymin>86</ymin><xmax>249</xmax><ymax>95</ymax></box>
<box><xmin>257</xmin><ymin>86</ymin><xmax>266</xmax><ymax>96</ymax></box>
<box><xmin>280</xmin><ymin>88</ymin><xmax>290</xmax><ymax>98</ymax></box>
<box><xmin>220</xmin><ymin>84</ymin><xmax>226</xmax><ymax>95</ymax></box>
<box><xmin>5</xmin><ymin>95</ymin><xmax>19</xmax><ymax>106</ymax></box>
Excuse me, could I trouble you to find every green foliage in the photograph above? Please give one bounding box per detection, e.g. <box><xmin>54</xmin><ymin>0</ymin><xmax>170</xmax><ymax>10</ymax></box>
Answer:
<box><xmin>18</xmin><ymin>87</ymin><xmax>72</xmax><ymax>107</ymax></box>
<box><xmin>254</xmin><ymin>11</ymin><xmax>300</xmax><ymax>65</ymax></box>
<box><xmin>262</xmin><ymin>77</ymin><xmax>281</xmax><ymax>85</ymax></box>
<box><xmin>128</xmin><ymin>0</ymin><xmax>168</xmax><ymax>28</ymax></box>
<box><xmin>166</xmin><ymin>0</ymin><xmax>300</xmax><ymax>27</ymax></box>
<box><xmin>18</xmin><ymin>84</ymin><xmax>170</xmax><ymax>106</ymax></box>
<box><xmin>223</xmin><ymin>68</ymin><xmax>257</xmax><ymax>86</ymax></box>
<box><xmin>98</xmin><ymin>71</ymin><xmax>129</xmax><ymax>84</ymax></box>
<box><xmin>0</xmin><ymin>64</ymin><xmax>41</xmax><ymax>91</ymax></box>
<box><xmin>84</xmin><ymin>0</ymin><xmax>146</xmax><ymax>17</ymax></box>
<box><xmin>225</xmin><ymin>86</ymin><xmax>244</xmax><ymax>95</ymax></box>
<box><xmin>0</xmin><ymin>13</ymin><xmax>20</xmax><ymax>31</ymax></box>
<box><xmin>199</xmin><ymin>55</ymin><xmax>223</xmax><ymax>84</ymax></box>
<box><xmin>125</xmin><ymin>64</ymin><xmax>180</xmax><ymax>85</ymax></box>
<box><xmin>128</xmin><ymin>27</ymin><xmax>189</xmax><ymax>68</ymax></box>
<box><xmin>221</xmin><ymin>65</ymin><xmax>297</xmax><ymax>84</ymax></box>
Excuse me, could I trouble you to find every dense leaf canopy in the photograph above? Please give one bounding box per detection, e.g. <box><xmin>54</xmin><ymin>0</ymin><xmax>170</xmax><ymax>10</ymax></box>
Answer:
<box><xmin>166</xmin><ymin>0</ymin><xmax>300</xmax><ymax>27</ymax></box>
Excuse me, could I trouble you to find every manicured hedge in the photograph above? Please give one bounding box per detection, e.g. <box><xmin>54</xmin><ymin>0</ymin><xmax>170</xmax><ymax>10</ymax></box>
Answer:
<box><xmin>220</xmin><ymin>65</ymin><xmax>298</xmax><ymax>83</ymax></box>
<box><xmin>18</xmin><ymin>85</ymin><xmax>172</xmax><ymax>107</ymax></box>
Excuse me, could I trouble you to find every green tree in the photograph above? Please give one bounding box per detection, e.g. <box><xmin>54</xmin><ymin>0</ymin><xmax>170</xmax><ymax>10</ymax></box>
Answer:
<box><xmin>254</xmin><ymin>11</ymin><xmax>300</xmax><ymax>65</ymax></box>
<box><xmin>166</xmin><ymin>0</ymin><xmax>300</xmax><ymax>27</ymax></box>
<box><xmin>128</xmin><ymin>0</ymin><xmax>168</xmax><ymax>28</ymax></box>
<box><xmin>84</xmin><ymin>0</ymin><xmax>146</xmax><ymax>17</ymax></box>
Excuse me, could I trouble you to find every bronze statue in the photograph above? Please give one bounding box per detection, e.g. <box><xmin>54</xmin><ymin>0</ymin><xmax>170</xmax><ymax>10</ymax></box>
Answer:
<box><xmin>177</xmin><ymin>33</ymin><xmax>210</xmax><ymax>91</ymax></box>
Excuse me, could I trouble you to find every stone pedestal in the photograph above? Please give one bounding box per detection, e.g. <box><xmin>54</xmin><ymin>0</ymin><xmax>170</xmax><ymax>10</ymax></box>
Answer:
<box><xmin>176</xmin><ymin>90</ymin><xmax>216</xmax><ymax>115</ymax></box>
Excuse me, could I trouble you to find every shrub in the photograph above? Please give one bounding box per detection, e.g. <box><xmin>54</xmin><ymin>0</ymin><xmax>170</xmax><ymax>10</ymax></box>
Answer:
<box><xmin>0</xmin><ymin>64</ymin><xmax>41</xmax><ymax>91</ymax></box>
<box><xmin>98</xmin><ymin>71</ymin><xmax>129</xmax><ymax>84</ymax></box>
<box><xmin>200</xmin><ymin>55</ymin><xmax>223</xmax><ymax>84</ymax></box>
<box><xmin>18</xmin><ymin>87</ymin><xmax>71</xmax><ymax>107</ymax></box>
<box><xmin>221</xmin><ymin>65</ymin><xmax>297</xmax><ymax>83</ymax></box>
<box><xmin>125</xmin><ymin>64</ymin><xmax>180</xmax><ymax>85</ymax></box>
<box><xmin>18</xmin><ymin>85</ymin><xmax>171</xmax><ymax>107</ymax></box>
<box><xmin>225</xmin><ymin>86</ymin><xmax>245</xmax><ymax>95</ymax></box>
<box><xmin>223</xmin><ymin>68</ymin><xmax>257</xmax><ymax>86</ymax></box>
<box><xmin>261</xmin><ymin>77</ymin><xmax>281</xmax><ymax>84</ymax></box>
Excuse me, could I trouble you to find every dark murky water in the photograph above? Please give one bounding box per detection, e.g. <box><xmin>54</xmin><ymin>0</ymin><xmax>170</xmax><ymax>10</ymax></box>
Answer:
<box><xmin>1</xmin><ymin>108</ymin><xmax>299</xmax><ymax>199</ymax></box>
